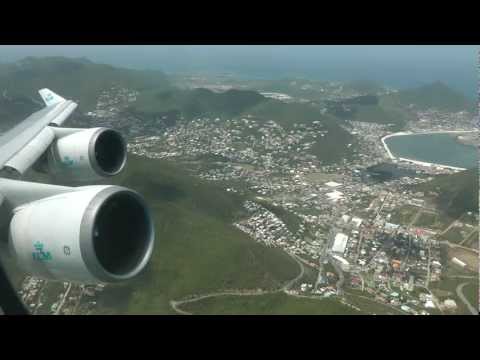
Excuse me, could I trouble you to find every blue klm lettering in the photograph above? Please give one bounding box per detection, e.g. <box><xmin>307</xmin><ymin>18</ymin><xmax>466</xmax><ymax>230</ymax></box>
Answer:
<box><xmin>32</xmin><ymin>242</ymin><xmax>52</xmax><ymax>262</ymax></box>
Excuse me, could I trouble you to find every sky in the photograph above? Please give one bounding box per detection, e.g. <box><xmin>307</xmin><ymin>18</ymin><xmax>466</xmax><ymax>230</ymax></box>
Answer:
<box><xmin>1</xmin><ymin>45</ymin><xmax>478</xmax><ymax>98</ymax></box>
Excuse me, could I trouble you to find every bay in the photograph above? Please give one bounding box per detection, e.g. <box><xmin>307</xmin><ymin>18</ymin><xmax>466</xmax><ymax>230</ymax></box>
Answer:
<box><xmin>384</xmin><ymin>133</ymin><xmax>478</xmax><ymax>169</ymax></box>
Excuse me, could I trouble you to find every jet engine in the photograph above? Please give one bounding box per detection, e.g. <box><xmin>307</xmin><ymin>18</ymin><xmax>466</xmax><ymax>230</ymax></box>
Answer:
<box><xmin>47</xmin><ymin>127</ymin><xmax>127</xmax><ymax>182</ymax></box>
<box><xmin>8</xmin><ymin>185</ymin><xmax>154</xmax><ymax>284</ymax></box>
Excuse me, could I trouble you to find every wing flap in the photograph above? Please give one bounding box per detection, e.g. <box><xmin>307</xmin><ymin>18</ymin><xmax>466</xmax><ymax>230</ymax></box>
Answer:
<box><xmin>3</xmin><ymin>127</ymin><xmax>55</xmax><ymax>175</ymax></box>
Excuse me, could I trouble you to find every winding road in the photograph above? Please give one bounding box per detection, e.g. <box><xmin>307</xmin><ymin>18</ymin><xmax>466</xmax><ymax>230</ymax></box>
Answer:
<box><xmin>456</xmin><ymin>282</ymin><xmax>478</xmax><ymax>315</ymax></box>
<box><xmin>170</xmin><ymin>252</ymin><xmax>306</xmax><ymax>315</ymax></box>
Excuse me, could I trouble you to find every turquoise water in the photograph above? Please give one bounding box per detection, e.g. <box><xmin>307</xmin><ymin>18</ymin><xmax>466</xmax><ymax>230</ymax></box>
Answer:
<box><xmin>385</xmin><ymin>133</ymin><xmax>478</xmax><ymax>169</ymax></box>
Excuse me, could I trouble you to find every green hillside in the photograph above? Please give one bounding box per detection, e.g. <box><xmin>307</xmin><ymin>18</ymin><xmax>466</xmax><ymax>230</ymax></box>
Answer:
<box><xmin>327</xmin><ymin>95</ymin><xmax>414</xmax><ymax>130</ymax></box>
<box><xmin>0</xmin><ymin>95</ymin><xmax>41</xmax><ymax>130</ymax></box>
<box><xmin>181</xmin><ymin>292</ymin><xmax>363</xmax><ymax>315</ymax></box>
<box><xmin>132</xmin><ymin>87</ymin><xmax>266</xmax><ymax>120</ymax></box>
<box><xmin>246</xmin><ymin>100</ymin><xmax>356</xmax><ymax>164</ymax></box>
<box><xmin>0</xmin><ymin>57</ymin><xmax>171</xmax><ymax>111</ymax></box>
<box><xmin>384</xmin><ymin>82</ymin><xmax>475</xmax><ymax>113</ymax></box>
<box><xmin>93</xmin><ymin>155</ymin><xmax>298</xmax><ymax>314</ymax></box>
<box><xmin>0</xmin><ymin>57</ymin><xmax>357</xmax><ymax>165</ymax></box>
<box><xmin>351</xmin><ymin>104</ymin><xmax>411</xmax><ymax>128</ymax></box>
<box><xmin>415</xmin><ymin>168</ymin><xmax>479</xmax><ymax>218</ymax></box>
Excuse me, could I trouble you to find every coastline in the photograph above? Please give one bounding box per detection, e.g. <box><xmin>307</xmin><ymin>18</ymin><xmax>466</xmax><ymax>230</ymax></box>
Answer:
<box><xmin>380</xmin><ymin>130</ymin><xmax>478</xmax><ymax>171</ymax></box>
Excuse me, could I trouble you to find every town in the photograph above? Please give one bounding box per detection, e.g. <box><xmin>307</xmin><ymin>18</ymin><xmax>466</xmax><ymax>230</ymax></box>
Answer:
<box><xmin>18</xmin><ymin>83</ymin><xmax>479</xmax><ymax>315</ymax></box>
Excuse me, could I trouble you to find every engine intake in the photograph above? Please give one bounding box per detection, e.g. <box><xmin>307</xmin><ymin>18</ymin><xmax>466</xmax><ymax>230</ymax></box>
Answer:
<box><xmin>81</xmin><ymin>187</ymin><xmax>153</xmax><ymax>280</ymax></box>
<box><xmin>90</xmin><ymin>128</ymin><xmax>127</xmax><ymax>177</ymax></box>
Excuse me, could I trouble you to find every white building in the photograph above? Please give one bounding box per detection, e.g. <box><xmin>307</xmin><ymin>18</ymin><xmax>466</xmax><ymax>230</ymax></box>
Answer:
<box><xmin>332</xmin><ymin>233</ymin><xmax>349</xmax><ymax>254</ymax></box>
<box><xmin>326</xmin><ymin>190</ymin><xmax>344</xmax><ymax>202</ymax></box>
<box><xmin>325</xmin><ymin>181</ymin><xmax>342</xmax><ymax>188</ymax></box>
<box><xmin>351</xmin><ymin>217</ymin><xmax>363</xmax><ymax>228</ymax></box>
<box><xmin>451</xmin><ymin>257</ymin><xmax>466</xmax><ymax>268</ymax></box>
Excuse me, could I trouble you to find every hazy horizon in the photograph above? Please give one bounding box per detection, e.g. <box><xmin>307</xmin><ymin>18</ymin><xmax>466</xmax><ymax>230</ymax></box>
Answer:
<box><xmin>0</xmin><ymin>45</ymin><xmax>478</xmax><ymax>98</ymax></box>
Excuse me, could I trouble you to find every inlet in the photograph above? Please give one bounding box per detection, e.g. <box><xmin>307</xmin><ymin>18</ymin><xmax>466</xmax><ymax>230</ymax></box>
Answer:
<box><xmin>90</xmin><ymin>189</ymin><xmax>154</xmax><ymax>280</ymax></box>
<box><xmin>92</xmin><ymin>129</ymin><xmax>127</xmax><ymax>176</ymax></box>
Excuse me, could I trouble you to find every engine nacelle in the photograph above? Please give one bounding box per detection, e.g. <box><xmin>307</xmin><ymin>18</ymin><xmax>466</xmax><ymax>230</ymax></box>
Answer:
<box><xmin>47</xmin><ymin>127</ymin><xmax>127</xmax><ymax>182</ymax></box>
<box><xmin>8</xmin><ymin>185</ymin><xmax>154</xmax><ymax>284</ymax></box>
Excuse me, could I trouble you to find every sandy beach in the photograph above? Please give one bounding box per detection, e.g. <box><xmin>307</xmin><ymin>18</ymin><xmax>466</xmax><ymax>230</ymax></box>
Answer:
<box><xmin>380</xmin><ymin>130</ymin><xmax>478</xmax><ymax>171</ymax></box>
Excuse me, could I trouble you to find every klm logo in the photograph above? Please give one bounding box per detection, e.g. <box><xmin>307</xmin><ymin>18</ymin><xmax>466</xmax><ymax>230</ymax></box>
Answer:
<box><xmin>32</xmin><ymin>242</ymin><xmax>52</xmax><ymax>262</ymax></box>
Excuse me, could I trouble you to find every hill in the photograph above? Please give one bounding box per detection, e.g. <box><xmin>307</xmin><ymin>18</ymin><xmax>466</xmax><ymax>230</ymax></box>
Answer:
<box><xmin>0</xmin><ymin>57</ymin><xmax>357</xmax><ymax>165</ymax></box>
<box><xmin>131</xmin><ymin>87</ymin><xmax>266</xmax><ymax>120</ymax></box>
<box><xmin>131</xmin><ymin>84</ymin><xmax>357</xmax><ymax>165</ymax></box>
<box><xmin>91</xmin><ymin>154</ymin><xmax>299</xmax><ymax>314</ymax></box>
<box><xmin>326</xmin><ymin>94</ymin><xmax>414</xmax><ymax>130</ymax></box>
<box><xmin>246</xmin><ymin>100</ymin><xmax>357</xmax><ymax>164</ymax></box>
<box><xmin>0</xmin><ymin>95</ymin><xmax>41</xmax><ymax>130</ymax></box>
<box><xmin>0</xmin><ymin>57</ymin><xmax>171</xmax><ymax>111</ymax></box>
<box><xmin>383</xmin><ymin>82</ymin><xmax>475</xmax><ymax>113</ymax></box>
<box><xmin>414</xmin><ymin>168</ymin><xmax>479</xmax><ymax>218</ymax></box>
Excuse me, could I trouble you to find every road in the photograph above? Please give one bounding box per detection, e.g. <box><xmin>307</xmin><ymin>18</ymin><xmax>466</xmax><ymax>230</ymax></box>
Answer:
<box><xmin>439</xmin><ymin>240</ymin><xmax>479</xmax><ymax>254</ymax></box>
<box><xmin>170</xmin><ymin>251</ymin><xmax>305</xmax><ymax>315</ymax></box>
<box><xmin>439</xmin><ymin>216</ymin><xmax>463</xmax><ymax>236</ymax></box>
<box><xmin>425</xmin><ymin>244</ymin><xmax>432</xmax><ymax>289</ymax></box>
<box><xmin>329</xmin><ymin>257</ymin><xmax>345</xmax><ymax>296</ymax></box>
<box><xmin>456</xmin><ymin>282</ymin><xmax>478</xmax><ymax>315</ymax></box>
<box><xmin>459</xmin><ymin>227</ymin><xmax>478</xmax><ymax>246</ymax></box>
<box><xmin>343</xmin><ymin>291</ymin><xmax>408</xmax><ymax>315</ymax></box>
<box><xmin>282</xmin><ymin>253</ymin><xmax>305</xmax><ymax>290</ymax></box>
<box><xmin>418</xmin><ymin>285</ymin><xmax>444</xmax><ymax>315</ymax></box>
<box><xmin>170</xmin><ymin>289</ymin><xmax>271</xmax><ymax>315</ymax></box>
<box><xmin>54</xmin><ymin>283</ymin><xmax>72</xmax><ymax>315</ymax></box>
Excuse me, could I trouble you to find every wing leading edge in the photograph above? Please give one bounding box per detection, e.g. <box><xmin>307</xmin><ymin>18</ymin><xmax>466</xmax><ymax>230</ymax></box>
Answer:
<box><xmin>0</xmin><ymin>89</ymin><xmax>77</xmax><ymax>171</ymax></box>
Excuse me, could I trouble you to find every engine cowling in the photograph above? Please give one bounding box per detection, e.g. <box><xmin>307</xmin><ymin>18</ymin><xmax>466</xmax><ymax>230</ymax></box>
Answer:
<box><xmin>8</xmin><ymin>185</ymin><xmax>154</xmax><ymax>284</ymax></box>
<box><xmin>47</xmin><ymin>127</ymin><xmax>127</xmax><ymax>182</ymax></box>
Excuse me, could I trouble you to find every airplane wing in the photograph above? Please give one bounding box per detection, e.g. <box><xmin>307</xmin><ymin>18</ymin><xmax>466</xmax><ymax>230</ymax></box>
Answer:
<box><xmin>0</xmin><ymin>89</ymin><xmax>78</xmax><ymax>173</ymax></box>
<box><xmin>0</xmin><ymin>88</ymin><xmax>154</xmax><ymax>305</ymax></box>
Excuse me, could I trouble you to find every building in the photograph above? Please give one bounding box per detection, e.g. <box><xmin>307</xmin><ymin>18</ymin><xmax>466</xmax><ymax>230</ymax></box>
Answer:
<box><xmin>325</xmin><ymin>181</ymin><xmax>342</xmax><ymax>188</ymax></box>
<box><xmin>451</xmin><ymin>257</ymin><xmax>467</xmax><ymax>268</ymax></box>
<box><xmin>443</xmin><ymin>299</ymin><xmax>457</xmax><ymax>310</ymax></box>
<box><xmin>351</xmin><ymin>217</ymin><xmax>363</xmax><ymax>228</ymax></box>
<box><xmin>326</xmin><ymin>190</ymin><xmax>344</xmax><ymax>202</ymax></box>
<box><xmin>332</xmin><ymin>233</ymin><xmax>349</xmax><ymax>254</ymax></box>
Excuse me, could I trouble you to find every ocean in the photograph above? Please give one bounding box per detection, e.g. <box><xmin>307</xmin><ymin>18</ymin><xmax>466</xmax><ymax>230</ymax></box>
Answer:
<box><xmin>384</xmin><ymin>133</ymin><xmax>478</xmax><ymax>169</ymax></box>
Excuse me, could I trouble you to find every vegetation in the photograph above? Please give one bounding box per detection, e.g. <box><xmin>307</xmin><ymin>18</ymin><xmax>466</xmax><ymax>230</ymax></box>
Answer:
<box><xmin>414</xmin><ymin>169</ymin><xmax>479</xmax><ymax>218</ymax></box>
<box><xmin>0</xmin><ymin>57</ymin><xmax>359</xmax><ymax>165</ymax></box>
<box><xmin>0</xmin><ymin>56</ymin><xmax>171</xmax><ymax>111</ymax></box>
<box><xmin>0</xmin><ymin>96</ymin><xmax>41</xmax><ymax>129</ymax></box>
<box><xmin>133</xmin><ymin>87</ymin><xmax>266</xmax><ymax>120</ymax></box>
<box><xmin>326</xmin><ymin>94</ymin><xmax>414</xmax><ymax>130</ymax></box>
<box><xmin>181</xmin><ymin>292</ymin><xmax>363</xmax><ymax>315</ymax></box>
<box><xmin>430</xmin><ymin>277</ymin><xmax>478</xmax><ymax>315</ymax></box>
<box><xmin>350</xmin><ymin>104</ymin><xmax>410</xmax><ymax>128</ymax></box>
<box><xmin>343</xmin><ymin>293</ymin><xmax>405</xmax><ymax>315</ymax></box>
<box><xmin>253</xmin><ymin>197</ymin><xmax>302</xmax><ymax>234</ymax></box>
<box><xmin>247</xmin><ymin>100</ymin><xmax>356</xmax><ymax>164</ymax></box>
<box><xmin>383</xmin><ymin>82</ymin><xmax>475</xmax><ymax>113</ymax></box>
<box><xmin>389</xmin><ymin>205</ymin><xmax>419</xmax><ymax>225</ymax></box>
<box><xmin>92</xmin><ymin>155</ymin><xmax>299</xmax><ymax>314</ymax></box>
